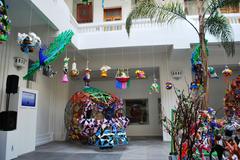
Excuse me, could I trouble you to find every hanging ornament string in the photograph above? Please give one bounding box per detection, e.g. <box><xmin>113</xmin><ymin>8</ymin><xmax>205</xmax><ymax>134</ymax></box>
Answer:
<box><xmin>121</xmin><ymin>48</ymin><xmax>124</xmax><ymax>69</ymax></box>
<box><xmin>47</xmin><ymin>21</ymin><xmax>50</xmax><ymax>47</ymax></box>
<box><xmin>166</xmin><ymin>46</ymin><xmax>170</xmax><ymax>81</ymax></box>
<box><xmin>65</xmin><ymin>47</ymin><xmax>68</xmax><ymax>58</ymax></box>
<box><xmin>74</xmin><ymin>48</ymin><xmax>76</xmax><ymax>61</ymax></box>
<box><xmin>29</xmin><ymin>2</ymin><xmax>33</xmax><ymax>32</ymax></box>
<box><xmin>138</xmin><ymin>48</ymin><xmax>141</xmax><ymax>68</ymax></box>
<box><xmin>86</xmin><ymin>50</ymin><xmax>89</xmax><ymax>68</ymax></box>
<box><xmin>102</xmin><ymin>48</ymin><xmax>106</xmax><ymax>65</ymax></box>
<box><xmin>152</xmin><ymin>46</ymin><xmax>156</xmax><ymax>79</ymax></box>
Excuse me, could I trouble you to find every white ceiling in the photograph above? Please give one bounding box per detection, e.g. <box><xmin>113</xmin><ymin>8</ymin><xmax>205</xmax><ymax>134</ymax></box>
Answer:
<box><xmin>6</xmin><ymin>0</ymin><xmax>47</xmax><ymax>27</ymax></box>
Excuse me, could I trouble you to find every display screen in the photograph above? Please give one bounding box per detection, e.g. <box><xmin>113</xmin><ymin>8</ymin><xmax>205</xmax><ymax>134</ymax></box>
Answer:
<box><xmin>21</xmin><ymin>91</ymin><xmax>36</xmax><ymax>107</ymax></box>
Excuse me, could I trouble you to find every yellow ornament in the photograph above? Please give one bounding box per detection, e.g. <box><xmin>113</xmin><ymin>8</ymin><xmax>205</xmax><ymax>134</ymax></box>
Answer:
<box><xmin>100</xmin><ymin>65</ymin><xmax>111</xmax><ymax>78</ymax></box>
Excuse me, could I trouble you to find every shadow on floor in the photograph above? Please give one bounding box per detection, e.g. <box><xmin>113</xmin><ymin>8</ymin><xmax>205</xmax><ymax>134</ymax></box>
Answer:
<box><xmin>15</xmin><ymin>137</ymin><xmax>170</xmax><ymax>160</ymax></box>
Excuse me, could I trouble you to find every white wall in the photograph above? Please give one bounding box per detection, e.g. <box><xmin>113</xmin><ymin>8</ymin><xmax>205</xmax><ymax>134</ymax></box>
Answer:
<box><xmin>65</xmin><ymin>0</ymin><xmax>73</xmax><ymax>13</ymax></box>
<box><xmin>0</xmin><ymin>25</ymin><xmax>67</xmax><ymax>145</ymax></box>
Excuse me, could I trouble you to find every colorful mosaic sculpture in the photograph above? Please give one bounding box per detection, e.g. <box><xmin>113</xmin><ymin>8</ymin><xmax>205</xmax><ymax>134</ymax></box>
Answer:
<box><xmin>23</xmin><ymin>30</ymin><xmax>74</xmax><ymax>80</ymax></box>
<box><xmin>65</xmin><ymin>87</ymin><xmax>129</xmax><ymax>148</ymax></box>
<box><xmin>0</xmin><ymin>0</ymin><xmax>10</xmax><ymax>43</ymax></box>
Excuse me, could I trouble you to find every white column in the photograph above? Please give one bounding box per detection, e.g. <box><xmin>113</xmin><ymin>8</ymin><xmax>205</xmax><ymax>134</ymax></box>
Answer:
<box><xmin>160</xmin><ymin>47</ymin><xmax>193</xmax><ymax>141</ymax></box>
<box><xmin>159</xmin><ymin>48</ymin><xmax>176</xmax><ymax>141</ymax></box>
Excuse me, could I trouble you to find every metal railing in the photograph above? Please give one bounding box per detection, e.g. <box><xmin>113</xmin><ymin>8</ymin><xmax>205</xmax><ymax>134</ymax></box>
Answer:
<box><xmin>73</xmin><ymin>14</ymin><xmax>240</xmax><ymax>33</ymax></box>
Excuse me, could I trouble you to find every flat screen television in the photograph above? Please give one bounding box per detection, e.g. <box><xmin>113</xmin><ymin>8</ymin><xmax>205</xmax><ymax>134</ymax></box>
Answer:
<box><xmin>21</xmin><ymin>91</ymin><xmax>36</xmax><ymax>107</ymax></box>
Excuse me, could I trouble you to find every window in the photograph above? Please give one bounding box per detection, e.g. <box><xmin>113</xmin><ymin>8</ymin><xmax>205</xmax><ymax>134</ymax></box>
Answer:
<box><xmin>220</xmin><ymin>5</ymin><xmax>240</xmax><ymax>13</ymax></box>
<box><xmin>76</xmin><ymin>2</ymin><xmax>93</xmax><ymax>23</ymax></box>
<box><xmin>125</xmin><ymin>99</ymin><xmax>149</xmax><ymax>125</ymax></box>
<box><xmin>104</xmin><ymin>8</ymin><xmax>122</xmax><ymax>22</ymax></box>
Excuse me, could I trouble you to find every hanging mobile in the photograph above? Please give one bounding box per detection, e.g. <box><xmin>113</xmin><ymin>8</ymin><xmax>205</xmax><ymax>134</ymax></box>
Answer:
<box><xmin>70</xmin><ymin>50</ymin><xmax>79</xmax><ymax>78</ymax></box>
<box><xmin>148</xmin><ymin>47</ymin><xmax>160</xmax><ymax>94</ymax></box>
<box><xmin>135</xmin><ymin>48</ymin><xmax>146</xmax><ymax>79</ymax></box>
<box><xmin>100</xmin><ymin>65</ymin><xmax>111</xmax><ymax>78</ymax></box>
<box><xmin>62</xmin><ymin>56</ymin><xmax>70</xmax><ymax>83</ymax></box>
<box><xmin>115</xmin><ymin>68</ymin><xmax>130</xmax><ymax>90</ymax></box>
<box><xmin>100</xmin><ymin>49</ymin><xmax>111</xmax><ymax>78</ymax></box>
<box><xmin>83</xmin><ymin>52</ymin><xmax>91</xmax><ymax>87</ymax></box>
<box><xmin>115</xmin><ymin>48</ymin><xmax>130</xmax><ymax>90</ymax></box>
<box><xmin>208</xmin><ymin>66</ymin><xmax>218</xmax><ymax>79</ymax></box>
<box><xmin>148</xmin><ymin>78</ymin><xmax>160</xmax><ymax>94</ymax></box>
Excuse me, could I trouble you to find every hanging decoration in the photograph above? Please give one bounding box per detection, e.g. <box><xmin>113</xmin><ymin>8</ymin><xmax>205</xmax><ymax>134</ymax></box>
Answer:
<box><xmin>70</xmin><ymin>47</ymin><xmax>79</xmax><ymax>79</ymax></box>
<box><xmin>0</xmin><ymin>0</ymin><xmax>11</xmax><ymax>43</ymax></box>
<box><xmin>42</xmin><ymin>65</ymin><xmax>57</xmax><ymax>78</ymax></box>
<box><xmin>23</xmin><ymin>30</ymin><xmax>74</xmax><ymax>80</ymax></box>
<box><xmin>190</xmin><ymin>42</ymin><xmax>208</xmax><ymax>91</ymax></box>
<box><xmin>208</xmin><ymin>66</ymin><xmax>218</xmax><ymax>79</ymax></box>
<box><xmin>135</xmin><ymin>48</ymin><xmax>146</xmax><ymax>79</ymax></box>
<box><xmin>222</xmin><ymin>65</ymin><xmax>232</xmax><ymax>80</ymax></box>
<box><xmin>65</xmin><ymin>87</ymin><xmax>129</xmax><ymax>148</ymax></box>
<box><xmin>165</xmin><ymin>82</ymin><xmax>173</xmax><ymax>90</ymax></box>
<box><xmin>70</xmin><ymin>61</ymin><xmax>79</xmax><ymax>78</ymax></box>
<box><xmin>100</xmin><ymin>65</ymin><xmax>111</xmax><ymax>78</ymax></box>
<box><xmin>115</xmin><ymin>69</ymin><xmax>130</xmax><ymax>90</ymax></box>
<box><xmin>148</xmin><ymin>78</ymin><xmax>160</xmax><ymax>94</ymax></box>
<box><xmin>135</xmin><ymin>69</ymin><xmax>146</xmax><ymax>79</ymax></box>
<box><xmin>148</xmin><ymin>47</ymin><xmax>160</xmax><ymax>94</ymax></box>
<box><xmin>190</xmin><ymin>80</ymin><xmax>200</xmax><ymax>90</ymax></box>
<box><xmin>17</xmin><ymin>32</ymin><xmax>41</xmax><ymax>53</ymax></box>
<box><xmin>62</xmin><ymin>56</ymin><xmax>70</xmax><ymax>83</ymax></box>
<box><xmin>83</xmin><ymin>67</ymin><xmax>91</xmax><ymax>87</ymax></box>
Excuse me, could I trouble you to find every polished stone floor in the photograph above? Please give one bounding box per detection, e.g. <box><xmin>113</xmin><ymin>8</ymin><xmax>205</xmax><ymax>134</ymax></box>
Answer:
<box><xmin>15</xmin><ymin>137</ymin><xmax>170</xmax><ymax>160</ymax></box>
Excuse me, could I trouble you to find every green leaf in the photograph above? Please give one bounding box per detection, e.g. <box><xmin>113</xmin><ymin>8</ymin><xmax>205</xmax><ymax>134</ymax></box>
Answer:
<box><xmin>126</xmin><ymin>0</ymin><xmax>187</xmax><ymax>36</ymax></box>
<box><xmin>205</xmin><ymin>12</ymin><xmax>235</xmax><ymax>56</ymax></box>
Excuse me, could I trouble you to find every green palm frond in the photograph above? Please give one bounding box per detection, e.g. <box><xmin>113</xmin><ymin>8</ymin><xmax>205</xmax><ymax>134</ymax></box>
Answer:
<box><xmin>205</xmin><ymin>0</ymin><xmax>240</xmax><ymax>16</ymax></box>
<box><xmin>205</xmin><ymin>12</ymin><xmax>235</xmax><ymax>56</ymax></box>
<box><xmin>126</xmin><ymin>0</ymin><xmax>198</xmax><ymax>36</ymax></box>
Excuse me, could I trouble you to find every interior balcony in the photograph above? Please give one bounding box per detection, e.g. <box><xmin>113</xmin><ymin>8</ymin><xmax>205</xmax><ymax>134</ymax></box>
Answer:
<box><xmin>26</xmin><ymin>0</ymin><xmax>240</xmax><ymax>50</ymax></box>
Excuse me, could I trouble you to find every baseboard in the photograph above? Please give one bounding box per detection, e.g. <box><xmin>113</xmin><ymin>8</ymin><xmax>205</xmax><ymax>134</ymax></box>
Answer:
<box><xmin>36</xmin><ymin>132</ymin><xmax>53</xmax><ymax>146</ymax></box>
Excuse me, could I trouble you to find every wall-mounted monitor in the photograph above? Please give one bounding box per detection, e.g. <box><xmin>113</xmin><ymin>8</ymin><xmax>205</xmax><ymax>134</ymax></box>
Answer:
<box><xmin>21</xmin><ymin>91</ymin><xmax>36</xmax><ymax>107</ymax></box>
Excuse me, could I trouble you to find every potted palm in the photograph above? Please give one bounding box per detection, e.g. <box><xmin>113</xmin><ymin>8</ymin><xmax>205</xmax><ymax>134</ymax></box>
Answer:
<box><xmin>126</xmin><ymin>0</ymin><xmax>239</xmax><ymax>109</ymax></box>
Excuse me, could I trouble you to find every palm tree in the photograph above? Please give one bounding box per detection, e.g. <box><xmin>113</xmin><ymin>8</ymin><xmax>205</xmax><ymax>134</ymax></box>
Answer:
<box><xmin>126</xmin><ymin>0</ymin><xmax>239</xmax><ymax>108</ymax></box>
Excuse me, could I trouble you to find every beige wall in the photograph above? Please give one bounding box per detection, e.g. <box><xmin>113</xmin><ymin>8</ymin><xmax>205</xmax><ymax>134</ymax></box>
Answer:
<box><xmin>64</xmin><ymin>0</ymin><xmax>73</xmax><ymax>13</ymax></box>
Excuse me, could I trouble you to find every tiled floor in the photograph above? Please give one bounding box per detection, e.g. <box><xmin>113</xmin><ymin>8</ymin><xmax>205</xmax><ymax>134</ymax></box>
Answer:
<box><xmin>15</xmin><ymin>137</ymin><xmax>170</xmax><ymax>160</ymax></box>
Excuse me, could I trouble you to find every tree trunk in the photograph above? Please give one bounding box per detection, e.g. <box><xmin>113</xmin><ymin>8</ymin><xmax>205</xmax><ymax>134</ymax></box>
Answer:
<box><xmin>198</xmin><ymin>0</ymin><xmax>209</xmax><ymax>109</ymax></box>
